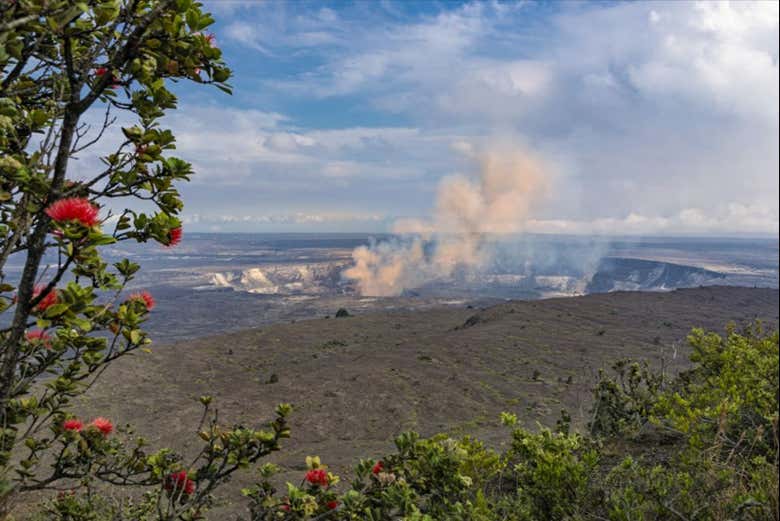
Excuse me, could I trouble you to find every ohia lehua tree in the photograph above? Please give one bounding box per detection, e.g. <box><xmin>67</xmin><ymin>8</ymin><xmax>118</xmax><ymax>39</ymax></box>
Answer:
<box><xmin>0</xmin><ymin>1</ymin><xmax>292</xmax><ymax>519</ymax></box>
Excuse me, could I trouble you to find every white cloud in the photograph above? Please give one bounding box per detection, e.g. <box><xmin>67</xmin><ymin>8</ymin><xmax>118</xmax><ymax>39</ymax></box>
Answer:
<box><xmin>619</xmin><ymin>1</ymin><xmax>779</xmax><ymax>122</ymax></box>
<box><xmin>190</xmin><ymin>1</ymin><xmax>779</xmax><ymax>234</ymax></box>
<box><xmin>204</xmin><ymin>0</ymin><xmax>260</xmax><ymax>16</ymax></box>
<box><xmin>220</xmin><ymin>1</ymin><xmax>349</xmax><ymax>56</ymax></box>
<box><xmin>148</xmin><ymin>105</ymin><xmax>468</xmax><ymax>223</ymax></box>
<box><xmin>163</xmin><ymin>106</ymin><xmax>433</xmax><ymax>184</ymax></box>
<box><xmin>528</xmin><ymin>203</ymin><xmax>778</xmax><ymax>235</ymax></box>
<box><xmin>224</xmin><ymin>22</ymin><xmax>273</xmax><ymax>54</ymax></box>
<box><xmin>180</xmin><ymin>211</ymin><xmax>387</xmax><ymax>232</ymax></box>
<box><xmin>183</xmin><ymin>212</ymin><xmax>383</xmax><ymax>224</ymax></box>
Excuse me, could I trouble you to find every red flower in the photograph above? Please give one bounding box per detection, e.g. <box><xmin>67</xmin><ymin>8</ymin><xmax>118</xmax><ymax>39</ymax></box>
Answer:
<box><xmin>13</xmin><ymin>285</ymin><xmax>57</xmax><ymax>312</ymax></box>
<box><xmin>372</xmin><ymin>461</ymin><xmax>383</xmax><ymax>475</ymax></box>
<box><xmin>63</xmin><ymin>418</ymin><xmax>83</xmax><ymax>432</ymax></box>
<box><xmin>95</xmin><ymin>67</ymin><xmax>120</xmax><ymax>88</ymax></box>
<box><xmin>165</xmin><ymin>470</ymin><xmax>196</xmax><ymax>495</ymax></box>
<box><xmin>204</xmin><ymin>32</ymin><xmax>217</xmax><ymax>47</ymax></box>
<box><xmin>45</xmin><ymin>197</ymin><xmax>100</xmax><ymax>227</ymax></box>
<box><xmin>326</xmin><ymin>500</ymin><xmax>339</xmax><ymax>510</ymax></box>
<box><xmin>166</xmin><ymin>226</ymin><xmax>182</xmax><ymax>247</ymax></box>
<box><xmin>25</xmin><ymin>330</ymin><xmax>51</xmax><ymax>348</ymax></box>
<box><xmin>305</xmin><ymin>468</ymin><xmax>329</xmax><ymax>487</ymax></box>
<box><xmin>280</xmin><ymin>503</ymin><xmax>291</xmax><ymax>512</ymax></box>
<box><xmin>32</xmin><ymin>285</ymin><xmax>58</xmax><ymax>312</ymax></box>
<box><xmin>129</xmin><ymin>291</ymin><xmax>155</xmax><ymax>311</ymax></box>
<box><xmin>90</xmin><ymin>417</ymin><xmax>113</xmax><ymax>437</ymax></box>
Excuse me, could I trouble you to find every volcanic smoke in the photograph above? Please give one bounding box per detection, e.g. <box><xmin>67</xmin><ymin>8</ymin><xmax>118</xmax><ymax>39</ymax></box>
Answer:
<box><xmin>344</xmin><ymin>143</ymin><xmax>550</xmax><ymax>296</ymax></box>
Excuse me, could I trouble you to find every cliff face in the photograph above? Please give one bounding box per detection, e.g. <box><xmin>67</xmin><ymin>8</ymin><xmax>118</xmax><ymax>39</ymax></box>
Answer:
<box><xmin>207</xmin><ymin>262</ymin><xmax>351</xmax><ymax>295</ymax></box>
<box><xmin>203</xmin><ymin>256</ymin><xmax>730</xmax><ymax>298</ymax></box>
<box><xmin>586</xmin><ymin>257</ymin><xmax>726</xmax><ymax>293</ymax></box>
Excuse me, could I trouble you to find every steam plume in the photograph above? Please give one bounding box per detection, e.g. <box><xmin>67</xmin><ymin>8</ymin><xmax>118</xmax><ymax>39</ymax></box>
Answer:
<box><xmin>344</xmin><ymin>143</ymin><xmax>551</xmax><ymax>296</ymax></box>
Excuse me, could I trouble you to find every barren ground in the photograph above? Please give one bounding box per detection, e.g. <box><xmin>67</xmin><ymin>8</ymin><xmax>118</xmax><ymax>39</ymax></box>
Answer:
<box><xmin>55</xmin><ymin>286</ymin><xmax>778</xmax><ymax>516</ymax></box>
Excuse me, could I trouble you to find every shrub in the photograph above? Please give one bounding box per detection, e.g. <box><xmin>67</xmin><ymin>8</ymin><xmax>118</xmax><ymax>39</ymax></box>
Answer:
<box><xmin>500</xmin><ymin>427</ymin><xmax>599</xmax><ymax>520</ymax></box>
<box><xmin>599</xmin><ymin>322</ymin><xmax>779</xmax><ymax>521</ymax></box>
<box><xmin>243</xmin><ymin>432</ymin><xmax>504</xmax><ymax>521</ymax></box>
<box><xmin>589</xmin><ymin>359</ymin><xmax>665</xmax><ymax>437</ymax></box>
<box><xmin>654</xmin><ymin>322</ymin><xmax>779</xmax><ymax>453</ymax></box>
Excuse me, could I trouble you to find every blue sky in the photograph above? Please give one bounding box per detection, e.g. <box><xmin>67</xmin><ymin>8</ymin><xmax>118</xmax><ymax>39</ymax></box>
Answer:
<box><xmin>130</xmin><ymin>0</ymin><xmax>779</xmax><ymax>235</ymax></box>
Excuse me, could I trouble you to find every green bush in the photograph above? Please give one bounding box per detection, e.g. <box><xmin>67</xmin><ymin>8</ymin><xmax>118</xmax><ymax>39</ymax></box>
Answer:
<box><xmin>654</xmin><ymin>322</ymin><xmax>779</xmax><ymax>451</ymax></box>
<box><xmin>488</xmin><ymin>427</ymin><xmax>597</xmax><ymax>521</ymax></box>
<box><xmin>589</xmin><ymin>359</ymin><xmax>665</xmax><ymax>437</ymax></box>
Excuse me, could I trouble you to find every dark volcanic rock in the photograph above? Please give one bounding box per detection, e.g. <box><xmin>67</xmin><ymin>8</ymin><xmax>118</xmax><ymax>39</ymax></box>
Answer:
<box><xmin>587</xmin><ymin>257</ymin><xmax>726</xmax><ymax>293</ymax></box>
<box><xmin>456</xmin><ymin>313</ymin><xmax>483</xmax><ymax>330</ymax></box>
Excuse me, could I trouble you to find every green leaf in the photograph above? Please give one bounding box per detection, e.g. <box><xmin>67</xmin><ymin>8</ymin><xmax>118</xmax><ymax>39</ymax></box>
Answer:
<box><xmin>72</xmin><ymin>318</ymin><xmax>93</xmax><ymax>332</ymax></box>
<box><xmin>43</xmin><ymin>303</ymin><xmax>69</xmax><ymax>318</ymax></box>
<box><xmin>185</xmin><ymin>9</ymin><xmax>199</xmax><ymax>30</ymax></box>
<box><xmin>121</xmin><ymin>126</ymin><xmax>144</xmax><ymax>140</ymax></box>
<box><xmin>94</xmin><ymin>1</ymin><xmax>120</xmax><ymax>25</ymax></box>
<box><xmin>90</xmin><ymin>234</ymin><xmax>117</xmax><ymax>246</ymax></box>
<box><xmin>212</xmin><ymin>67</ymin><xmax>231</xmax><ymax>82</ymax></box>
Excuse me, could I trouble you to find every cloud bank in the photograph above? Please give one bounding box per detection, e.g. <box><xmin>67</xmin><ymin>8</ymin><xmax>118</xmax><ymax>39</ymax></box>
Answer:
<box><xmin>163</xmin><ymin>1</ymin><xmax>778</xmax><ymax>234</ymax></box>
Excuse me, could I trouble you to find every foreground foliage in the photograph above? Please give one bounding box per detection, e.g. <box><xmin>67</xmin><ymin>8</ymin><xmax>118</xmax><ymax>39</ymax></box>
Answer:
<box><xmin>1</xmin><ymin>1</ymin><xmax>249</xmax><ymax>518</ymax></box>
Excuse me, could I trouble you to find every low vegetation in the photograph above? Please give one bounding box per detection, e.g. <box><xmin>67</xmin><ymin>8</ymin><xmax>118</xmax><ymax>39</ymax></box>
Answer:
<box><xmin>28</xmin><ymin>323</ymin><xmax>780</xmax><ymax>520</ymax></box>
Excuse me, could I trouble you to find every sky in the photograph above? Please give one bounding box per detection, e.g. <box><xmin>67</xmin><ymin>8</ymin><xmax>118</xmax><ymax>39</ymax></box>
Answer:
<box><xmin>110</xmin><ymin>0</ymin><xmax>780</xmax><ymax>235</ymax></box>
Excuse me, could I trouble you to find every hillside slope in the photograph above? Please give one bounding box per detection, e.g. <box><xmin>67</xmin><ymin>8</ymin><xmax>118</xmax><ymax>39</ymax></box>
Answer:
<box><xmin>75</xmin><ymin>286</ymin><xmax>778</xmax><ymax>513</ymax></box>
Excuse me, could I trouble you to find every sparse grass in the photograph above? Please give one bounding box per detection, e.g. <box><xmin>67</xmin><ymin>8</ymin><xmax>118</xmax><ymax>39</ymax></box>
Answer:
<box><xmin>61</xmin><ymin>287</ymin><xmax>778</xmax><ymax>520</ymax></box>
<box><xmin>320</xmin><ymin>339</ymin><xmax>347</xmax><ymax>350</ymax></box>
